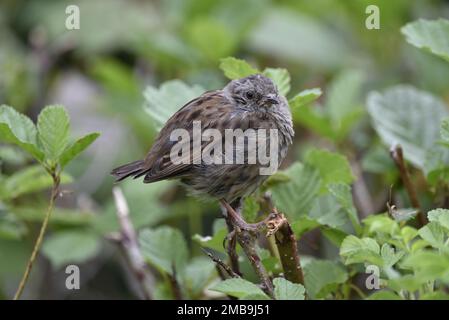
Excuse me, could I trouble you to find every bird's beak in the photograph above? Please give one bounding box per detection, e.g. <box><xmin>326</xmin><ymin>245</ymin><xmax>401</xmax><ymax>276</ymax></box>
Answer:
<box><xmin>264</xmin><ymin>94</ymin><xmax>280</xmax><ymax>106</ymax></box>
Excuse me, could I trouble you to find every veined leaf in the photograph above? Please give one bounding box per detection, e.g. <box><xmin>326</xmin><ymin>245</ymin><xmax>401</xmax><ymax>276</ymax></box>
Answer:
<box><xmin>289</xmin><ymin>88</ymin><xmax>322</xmax><ymax>109</ymax></box>
<box><xmin>262</xmin><ymin>68</ymin><xmax>290</xmax><ymax>96</ymax></box>
<box><xmin>143</xmin><ymin>80</ymin><xmax>205</xmax><ymax>131</ymax></box>
<box><xmin>139</xmin><ymin>226</ymin><xmax>189</xmax><ymax>276</ymax></box>
<box><xmin>219</xmin><ymin>57</ymin><xmax>259</xmax><ymax>80</ymax></box>
<box><xmin>37</xmin><ymin>105</ymin><xmax>70</xmax><ymax>163</ymax></box>
<box><xmin>402</xmin><ymin>19</ymin><xmax>449</xmax><ymax>62</ymax></box>
<box><xmin>367</xmin><ymin>85</ymin><xmax>449</xmax><ymax>168</ymax></box>
<box><xmin>303</xmin><ymin>259</ymin><xmax>348</xmax><ymax>299</ymax></box>
<box><xmin>210</xmin><ymin>278</ymin><xmax>269</xmax><ymax>299</ymax></box>
<box><xmin>59</xmin><ymin>132</ymin><xmax>100</xmax><ymax>168</ymax></box>
<box><xmin>273</xmin><ymin>277</ymin><xmax>305</xmax><ymax>300</ymax></box>
<box><xmin>0</xmin><ymin>105</ymin><xmax>43</xmax><ymax>161</ymax></box>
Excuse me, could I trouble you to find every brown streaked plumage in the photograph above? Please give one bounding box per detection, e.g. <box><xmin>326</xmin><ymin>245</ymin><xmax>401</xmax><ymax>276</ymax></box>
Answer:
<box><xmin>111</xmin><ymin>74</ymin><xmax>294</xmax><ymax>203</ymax></box>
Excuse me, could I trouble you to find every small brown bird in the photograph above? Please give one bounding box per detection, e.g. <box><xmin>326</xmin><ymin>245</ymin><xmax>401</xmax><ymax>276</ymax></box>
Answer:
<box><xmin>111</xmin><ymin>74</ymin><xmax>294</xmax><ymax>212</ymax></box>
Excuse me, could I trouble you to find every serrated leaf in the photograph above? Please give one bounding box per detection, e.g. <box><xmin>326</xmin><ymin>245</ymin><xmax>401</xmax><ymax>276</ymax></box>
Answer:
<box><xmin>273</xmin><ymin>277</ymin><xmax>305</xmax><ymax>300</ymax></box>
<box><xmin>270</xmin><ymin>162</ymin><xmax>321</xmax><ymax>219</ymax></box>
<box><xmin>289</xmin><ymin>88</ymin><xmax>322</xmax><ymax>109</ymax></box>
<box><xmin>42</xmin><ymin>230</ymin><xmax>101</xmax><ymax>269</ymax></box>
<box><xmin>367</xmin><ymin>85</ymin><xmax>449</xmax><ymax>168</ymax></box>
<box><xmin>305</xmin><ymin>149</ymin><xmax>354</xmax><ymax>192</ymax></box>
<box><xmin>219</xmin><ymin>57</ymin><xmax>259</xmax><ymax>80</ymax></box>
<box><xmin>381</xmin><ymin>243</ymin><xmax>405</xmax><ymax>268</ymax></box>
<box><xmin>37</xmin><ymin>105</ymin><xmax>70</xmax><ymax>163</ymax></box>
<box><xmin>303</xmin><ymin>259</ymin><xmax>348</xmax><ymax>299</ymax></box>
<box><xmin>262</xmin><ymin>68</ymin><xmax>290</xmax><ymax>96</ymax></box>
<box><xmin>427</xmin><ymin>208</ymin><xmax>449</xmax><ymax>230</ymax></box>
<box><xmin>0</xmin><ymin>105</ymin><xmax>44</xmax><ymax>161</ymax></box>
<box><xmin>418</xmin><ymin>222</ymin><xmax>446</xmax><ymax>248</ymax></box>
<box><xmin>402</xmin><ymin>19</ymin><xmax>449</xmax><ymax>62</ymax></box>
<box><xmin>143</xmin><ymin>80</ymin><xmax>205</xmax><ymax>131</ymax></box>
<box><xmin>340</xmin><ymin>235</ymin><xmax>382</xmax><ymax>266</ymax></box>
<box><xmin>139</xmin><ymin>226</ymin><xmax>189</xmax><ymax>276</ymax></box>
<box><xmin>210</xmin><ymin>278</ymin><xmax>269</xmax><ymax>299</ymax></box>
<box><xmin>327</xmin><ymin>183</ymin><xmax>361</xmax><ymax>233</ymax></box>
<box><xmin>59</xmin><ymin>132</ymin><xmax>100</xmax><ymax>168</ymax></box>
<box><xmin>401</xmin><ymin>251</ymin><xmax>449</xmax><ymax>283</ymax></box>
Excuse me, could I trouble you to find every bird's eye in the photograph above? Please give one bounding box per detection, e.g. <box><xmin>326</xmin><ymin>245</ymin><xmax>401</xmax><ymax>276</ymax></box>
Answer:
<box><xmin>245</xmin><ymin>91</ymin><xmax>255</xmax><ymax>100</ymax></box>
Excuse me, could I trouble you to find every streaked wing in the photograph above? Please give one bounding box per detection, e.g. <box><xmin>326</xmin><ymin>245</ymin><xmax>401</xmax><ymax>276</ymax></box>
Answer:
<box><xmin>138</xmin><ymin>90</ymin><xmax>232</xmax><ymax>183</ymax></box>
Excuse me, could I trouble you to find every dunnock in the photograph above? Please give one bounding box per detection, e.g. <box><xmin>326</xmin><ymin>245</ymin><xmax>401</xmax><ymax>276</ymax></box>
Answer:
<box><xmin>111</xmin><ymin>74</ymin><xmax>294</xmax><ymax>212</ymax></box>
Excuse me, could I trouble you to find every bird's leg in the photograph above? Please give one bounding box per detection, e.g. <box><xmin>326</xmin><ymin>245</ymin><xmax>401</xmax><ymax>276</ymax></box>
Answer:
<box><xmin>221</xmin><ymin>202</ymin><xmax>241</xmax><ymax>276</ymax></box>
<box><xmin>220</xmin><ymin>198</ymin><xmax>275</xmax><ymax>298</ymax></box>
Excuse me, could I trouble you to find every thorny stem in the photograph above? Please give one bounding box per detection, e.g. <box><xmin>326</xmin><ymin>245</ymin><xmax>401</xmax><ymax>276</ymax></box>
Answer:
<box><xmin>14</xmin><ymin>172</ymin><xmax>60</xmax><ymax>300</ymax></box>
<box><xmin>112</xmin><ymin>187</ymin><xmax>154</xmax><ymax>300</ymax></box>
<box><xmin>390</xmin><ymin>144</ymin><xmax>428</xmax><ymax>226</ymax></box>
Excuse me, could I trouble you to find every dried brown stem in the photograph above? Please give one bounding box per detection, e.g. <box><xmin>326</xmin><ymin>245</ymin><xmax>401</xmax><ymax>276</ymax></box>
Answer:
<box><xmin>389</xmin><ymin>144</ymin><xmax>428</xmax><ymax>226</ymax></box>
<box><xmin>268</xmin><ymin>211</ymin><xmax>305</xmax><ymax>285</ymax></box>
<box><xmin>112</xmin><ymin>187</ymin><xmax>155</xmax><ymax>300</ymax></box>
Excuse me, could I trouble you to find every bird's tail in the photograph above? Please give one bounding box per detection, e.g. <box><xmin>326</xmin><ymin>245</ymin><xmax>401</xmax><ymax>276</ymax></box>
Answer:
<box><xmin>111</xmin><ymin>160</ymin><xmax>146</xmax><ymax>182</ymax></box>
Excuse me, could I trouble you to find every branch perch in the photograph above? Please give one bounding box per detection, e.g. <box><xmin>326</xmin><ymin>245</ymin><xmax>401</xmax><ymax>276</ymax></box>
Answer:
<box><xmin>220</xmin><ymin>199</ymin><xmax>275</xmax><ymax>298</ymax></box>
<box><xmin>267</xmin><ymin>210</ymin><xmax>305</xmax><ymax>285</ymax></box>
<box><xmin>112</xmin><ymin>187</ymin><xmax>155</xmax><ymax>300</ymax></box>
<box><xmin>389</xmin><ymin>144</ymin><xmax>428</xmax><ymax>226</ymax></box>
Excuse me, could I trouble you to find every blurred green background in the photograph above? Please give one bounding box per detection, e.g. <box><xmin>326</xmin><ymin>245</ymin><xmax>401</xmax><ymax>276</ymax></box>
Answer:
<box><xmin>1</xmin><ymin>0</ymin><xmax>449</xmax><ymax>299</ymax></box>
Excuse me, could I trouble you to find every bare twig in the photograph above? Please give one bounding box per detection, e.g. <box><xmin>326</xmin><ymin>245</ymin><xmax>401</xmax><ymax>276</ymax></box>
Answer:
<box><xmin>267</xmin><ymin>210</ymin><xmax>305</xmax><ymax>285</ymax></box>
<box><xmin>112</xmin><ymin>187</ymin><xmax>155</xmax><ymax>300</ymax></box>
<box><xmin>220</xmin><ymin>199</ymin><xmax>274</xmax><ymax>298</ymax></box>
<box><xmin>201</xmin><ymin>248</ymin><xmax>240</xmax><ymax>278</ymax></box>
<box><xmin>14</xmin><ymin>173</ymin><xmax>60</xmax><ymax>300</ymax></box>
<box><xmin>389</xmin><ymin>144</ymin><xmax>428</xmax><ymax>226</ymax></box>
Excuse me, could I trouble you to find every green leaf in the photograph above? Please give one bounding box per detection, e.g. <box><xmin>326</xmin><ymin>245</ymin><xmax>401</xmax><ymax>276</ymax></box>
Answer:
<box><xmin>418</xmin><ymin>221</ymin><xmax>446</xmax><ymax>249</ymax></box>
<box><xmin>139</xmin><ymin>226</ymin><xmax>189</xmax><ymax>276</ymax></box>
<box><xmin>328</xmin><ymin>183</ymin><xmax>361</xmax><ymax>233</ymax></box>
<box><xmin>401</xmin><ymin>251</ymin><xmax>449</xmax><ymax>283</ymax></box>
<box><xmin>270</xmin><ymin>162</ymin><xmax>321</xmax><ymax>219</ymax></box>
<box><xmin>219</xmin><ymin>57</ymin><xmax>259</xmax><ymax>80</ymax></box>
<box><xmin>402</xmin><ymin>19</ymin><xmax>449</xmax><ymax>62</ymax></box>
<box><xmin>0</xmin><ymin>211</ymin><xmax>27</xmax><ymax>240</ymax></box>
<box><xmin>363</xmin><ymin>214</ymin><xmax>399</xmax><ymax>237</ymax></box>
<box><xmin>59</xmin><ymin>132</ymin><xmax>100</xmax><ymax>168</ymax></box>
<box><xmin>367</xmin><ymin>291</ymin><xmax>402</xmax><ymax>300</ymax></box>
<box><xmin>143</xmin><ymin>80</ymin><xmax>205</xmax><ymax>130</ymax></box>
<box><xmin>1</xmin><ymin>165</ymin><xmax>73</xmax><ymax>200</ymax></box>
<box><xmin>262</xmin><ymin>68</ymin><xmax>290</xmax><ymax>96</ymax></box>
<box><xmin>186</xmin><ymin>19</ymin><xmax>237</xmax><ymax>61</ymax></box>
<box><xmin>423</xmin><ymin>143</ymin><xmax>449</xmax><ymax>185</ymax></box>
<box><xmin>192</xmin><ymin>226</ymin><xmax>228</xmax><ymax>254</ymax></box>
<box><xmin>291</xmin><ymin>216</ymin><xmax>320</xmax><ymax>238</ymax></box>
<box><xmin>326</xmin><ymin>70</ymin><xmax>364</xmax><ymax>135</ymax></box>
<box><xmin>303</xmin><ymin>259</ymin><xmax>348</xmax><ymax>299</ymax></box>
<box><xmin>42</xmin><ymin>230</ymin><xmax>101</xmax><ymax>269</ymax></box>
<box><xmin>308</xmin><ymin>194</ymin><xmax>349</xmax><ymax>230</ymax></box>
<box><xmin>184</xmin><ymin>257</ymin><xmax>216</xmax><ymax>298</ymax></box>
<box><xmin>0</xmin><ymin>105</ymin><xmax>43</xmax><ymax>161</ymax></box>
<box><xmin>428</xmin><ymin>208</ymin><xmax>449</xmax><ymax>230</ymax></box>
<box><xmin>242</xmin><ymin>196</ymin><xmax>259</xmax><ymax>223</ymax></box>
<box><xmin>305</xmin><ymin>149</ymin><xmax>354</xmax><ymax>192</ymax></box>
<box><xmin>340</xmin><ymin>235</ymin><xmax>382</xmax><ymax>266</ymax></box>
<box><xmin>381</xmin><ymin>243</ymin><xmax>405</xmax><ymax>268</ymax></box>
<box><xmin>367</xmin><ymin>85</ymin><xmax>449</xmax><ymax>168</ymax></box>
<box><xmin>289</xmin><ymin>88</ymin><xmax>322</xmax><ymax>109</ymax></box>
<box><xmin>210</xmin><ymin>278</ymin><xmax>269</xmax><ymax>299</ymax></box>
<box><xmin>273</xmin><ymin>277</ymin><xmax>305</xmax><ymax>300</ymax></box>
<box><xmin>37</xmin><ymin>105</ymin><xmax>70</xmax><ymax>163</ymax></box>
